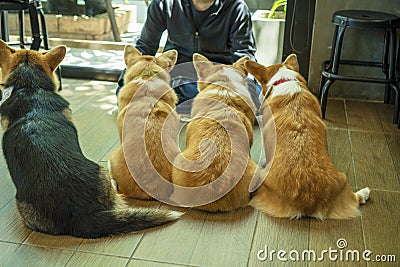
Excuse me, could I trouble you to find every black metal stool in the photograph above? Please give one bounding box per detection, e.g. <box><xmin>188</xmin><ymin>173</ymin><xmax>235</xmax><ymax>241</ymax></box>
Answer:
<box><xmin>319</xmin><ymin>10</ymin><xmax>400</xmax><ymax>125</ymax></box>
<box><xmin>0</xmin><ymin>0</ymin><xmax>48</xmax><ymax>50</ymax></box>
<box><xmin>0</xmin><ymin>0</ymin><xmax>62</xmax><ymax>89</ymax></box>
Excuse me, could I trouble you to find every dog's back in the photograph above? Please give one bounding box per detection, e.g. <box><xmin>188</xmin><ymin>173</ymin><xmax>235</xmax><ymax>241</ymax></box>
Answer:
<box><xmin>262</xmin><ymin>87</ymin><xmax>349</xmax><ymax>214</ymax></box>
<box><xmin>0</xmin><ymin>40</ymin><xmax>181</xmax><ymax>237</ymax></box>
<box><xmin>170</xmin><ymin>54</ymin><xmax>258</xmax><ymax>212</ymax></box>
<box><xmin>109</xmin><ymin>46</ymin><xmax>179</xmax><ymax>200</ymax></box>
<box><xmin>245</xmin><ymin>55</ymin><xmax>370</xmax><ymax>219</ymax></box>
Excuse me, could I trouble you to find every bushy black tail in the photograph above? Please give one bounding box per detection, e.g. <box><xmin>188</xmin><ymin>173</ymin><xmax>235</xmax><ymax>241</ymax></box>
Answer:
<box><xmin>77</xmin><ymin>208</ymin><xmax>182</xmax><ymax>238</ymax></box>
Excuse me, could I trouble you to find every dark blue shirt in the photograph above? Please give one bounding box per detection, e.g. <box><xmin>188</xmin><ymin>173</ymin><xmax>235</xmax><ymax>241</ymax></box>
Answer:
<box><xmin>135</xmin><ymin>0</ymin><xmax>257</xmax><ymax>65</ymax></box>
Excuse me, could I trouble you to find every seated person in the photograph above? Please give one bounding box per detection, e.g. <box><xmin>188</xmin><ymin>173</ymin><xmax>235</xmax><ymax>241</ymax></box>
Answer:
<box><xmin>117</xmin><ymin>0</ymin><xmax>261</xmax><ymax>113</ymax></box>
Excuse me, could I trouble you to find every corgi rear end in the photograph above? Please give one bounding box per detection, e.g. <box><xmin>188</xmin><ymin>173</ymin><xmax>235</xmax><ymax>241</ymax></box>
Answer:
<box><xmin>245</xmin><ymin>54</ymin><xmax>370</xmax><ymax>219</ymax></box>
<box><xmin>170</xmin><ymin>54</ymin><xmax>258</xmax><ymax>212</ymax></box>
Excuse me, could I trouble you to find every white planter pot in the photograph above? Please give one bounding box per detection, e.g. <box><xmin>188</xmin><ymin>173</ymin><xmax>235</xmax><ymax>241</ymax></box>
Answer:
<box><xmin>252</xmin><ymin>10</ymin><xmax>285</xmax><ymax>66</ymax></box>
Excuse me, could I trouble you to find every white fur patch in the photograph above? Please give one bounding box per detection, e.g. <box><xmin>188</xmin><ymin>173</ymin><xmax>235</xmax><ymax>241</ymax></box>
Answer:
<box><xmin>107</xmin><ymin>160</ymin><xmax>111</xmax><ymax>172</ymax></box>
<box><xmin>222</xmin><ymin>67</ymin><xmax>252</xmax><ymax>100</ymax></box>
<box><xmin>111</xmin><ymin>179</ymin><xmax>118</xmax><ymax>191</ymax></box>
<box><xmin>267</xmin><ymin>66</ymin><xmax>301</xmax><ymax>99</ymax></box>
<box><xmin>167</xmin><ymin>211</ymin><xmax>184</xmax><ymax>220</ymax></box>
<box><xmin>356</xmin><ymin>187</ymin><xmax>370</xmax><ymax>204</ymax></box>
<box><xmin>0</xmin><ymin>86</ymin><xmax>13</xmax><ymax>107</ymax></box>
<box><xmin>270</xmin><ymin>82</ymin><xmax>302</xmax><ymax>99</ymax></box>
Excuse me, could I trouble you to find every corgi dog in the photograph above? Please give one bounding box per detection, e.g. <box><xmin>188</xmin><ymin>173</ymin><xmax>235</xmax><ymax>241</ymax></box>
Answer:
<box><xmin>244</xmin><ymin>54</ymin><xmax>370</xmax><ymax>219</ymax></box>
<box><xmin>109</xmin><ymin>46</ymin><xmax>180</xmax><ymax>200</ymax></box>
<box><xmin>0</xmin><ymin>40</ymin><xmax>181</xmax><ymax>238</ymax></box>
<box><xmin>171</xmin><ymin>54</ymin><xmax>258</xmax><ymax>212</ymax></box>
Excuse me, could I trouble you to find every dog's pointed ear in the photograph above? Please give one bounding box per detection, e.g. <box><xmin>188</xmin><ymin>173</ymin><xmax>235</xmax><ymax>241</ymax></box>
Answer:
<box><xmin>0</xmin><ymin>39</ymin><xmax>16</xmax><ymax>54</ymax></box>
<box><xmin>233</xmin><ymin>56</ymin><xmax>250</xmax><ymax>76</ymax></box>
<box><xmin>43</xmin><ymin>45</ymin><xmax>66</xmax><ymax>72</ymax></box>
<box><xmin>283</xmin><ymin>54</ymin><xmax>299</xmax><ymax>72</ymax></box>
<box><xmin>157</xmin><ymin>49</ymin><xmax>178</xmax><ymax>69</ymax></box>
<box><xmin>193</xmin><ymin>53</ymin><xmax>212</xmax><ymax>78</ymax></box>
<box><xmin>0</xmin><ymin>40</ymin><xmax>16</xmax><ymax>69</ymax></box>
<box><xmin>244</xmin><ymin>60</ymin><xmax>267</xmax><ymax>84</ymax></box>
<box><xmin>124</xmin><ymin>45</ymin><xmax>142</xmax><ymax>67</ymax></box>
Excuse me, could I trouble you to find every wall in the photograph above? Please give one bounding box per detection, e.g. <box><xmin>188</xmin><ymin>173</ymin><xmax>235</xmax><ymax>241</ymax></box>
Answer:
<box><xmin>308</xmin><ymin>1</ymin><xmax>400</xmax><ymax>100</ymax></box>
<box><xmin>282</xmin><ymin>0</ymin><xmax>315</xmax><ymax>81</ymax></box>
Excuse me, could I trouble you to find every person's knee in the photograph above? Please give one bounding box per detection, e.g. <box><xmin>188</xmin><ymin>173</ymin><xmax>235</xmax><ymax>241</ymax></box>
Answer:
<box><xmin>116</xmin><ymin>69</ymin><xmax>126</xmax><ymax>96</ymax></box>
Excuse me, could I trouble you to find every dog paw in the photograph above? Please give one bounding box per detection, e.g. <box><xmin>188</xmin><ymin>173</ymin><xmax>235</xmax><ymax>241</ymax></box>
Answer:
<box><xmin>259</xmin><ymin>159</ymin><xmax>267</xmax><ymax>169</ymax></box>
<box><xmin>179</xmin><ymin>114</ymin><xmax>192</xmax><ymax>123</ymax></box>
<box><xmin>111</xmin><ymin>179</ymin><xmax>119</xmax><ymax>191</ymax></box>
<box><xmin>107</xmin><ymin>160</ymin><xmax>111</xmax><ymax>172</ymax></box>
<box><xmin>356</xmin><ymin>187</ymin><xmax>370</xmax><ymax>204</ymax></box>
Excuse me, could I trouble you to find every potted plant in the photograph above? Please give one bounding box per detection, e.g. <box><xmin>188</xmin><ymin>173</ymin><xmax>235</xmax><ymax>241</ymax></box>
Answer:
<box><xmin>251</xmin><ymin>0</ymin><xmax>287</xmax><ymax>66</ymax></box>
<box><xmin>268</xmin><ymin>0</ymin><xmax>287</xmax><ymax>19</ymax></box>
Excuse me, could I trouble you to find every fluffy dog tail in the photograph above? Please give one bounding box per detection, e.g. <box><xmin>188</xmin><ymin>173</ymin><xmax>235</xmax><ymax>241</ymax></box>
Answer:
<box><xmin>79</xmin><ymin>208</ymin><xmax>182</xmax><ymax>238</ymax></box>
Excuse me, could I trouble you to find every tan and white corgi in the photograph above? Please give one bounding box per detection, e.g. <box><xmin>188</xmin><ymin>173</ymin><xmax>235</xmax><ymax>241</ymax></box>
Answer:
<box><xmin>170</xmin><ymin>54</ymin><xmax>258</xmax><ymax>212</ymax></box>
<box><xmin>245</xmin><ymin>54</ymin><xmax>370</xmax><ymax>219</ymax></box>
<box><xmin>109</xmin><ymin>46</ymin><xmax>180</xmax><ymax>200</ymax></box>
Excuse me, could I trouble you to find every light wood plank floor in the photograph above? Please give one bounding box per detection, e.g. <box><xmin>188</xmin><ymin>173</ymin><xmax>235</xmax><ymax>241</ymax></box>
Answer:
<box><xmin>0</xmin><ymin>78</ymin><xmax>399</xmax><ymax>266</ymax></box>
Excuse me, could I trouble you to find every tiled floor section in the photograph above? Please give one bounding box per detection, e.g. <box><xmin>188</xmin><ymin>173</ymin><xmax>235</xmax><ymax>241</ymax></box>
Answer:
<box><xmin>0</xmin><ymin>79</ymin><xmax>399</xmax><ymax>266</ymax></box>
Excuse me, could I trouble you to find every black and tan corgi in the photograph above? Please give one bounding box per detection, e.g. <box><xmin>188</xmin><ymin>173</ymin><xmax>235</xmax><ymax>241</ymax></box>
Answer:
<box><xmin>0</xmin><ymin>40</ymin><xmax>181</xmax><ymax>238</ymax></box>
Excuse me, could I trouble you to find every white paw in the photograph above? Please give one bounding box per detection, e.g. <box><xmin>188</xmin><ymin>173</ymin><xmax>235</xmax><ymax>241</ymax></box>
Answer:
<box><xmin>356</xmin><ymin>187</ymin><xmax>370</xmax><ymax>204</ymax></box>
<box><xmin>111</xmin><ymin>179</ymin><xmax>118</xmax><ymax>191</ymax></box>
<box><xmin>107</xmin><ymin>159</ymin><xmax>111</xmax><ymax>172</ymax></box>
<box><xmin>168</xmin><ymin>211</ymin><xmax>184</xmax><ymax>220</ymax></box>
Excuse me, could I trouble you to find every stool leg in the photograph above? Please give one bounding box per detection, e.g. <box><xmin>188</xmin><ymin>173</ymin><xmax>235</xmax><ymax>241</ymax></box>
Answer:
<box><xmin>0</xmin><ymin>12</ymin><xmax>2</xmax><ymax>40</ymax></box>
<box><xmin>318</xmin><ymin>74</ymin><xmax>326</xmax><ymax>100</ymax></box>
<box><xmin>320</xmin><ymin>25</ymin><xmax>345</xmax><ymax>118</ymax></box>
<box><xmin>331</xmin><ymin>26</ymin><xmax>345</xmax><ymax>73</ymax></box>
<box><xmin>28</xmin><ymin>1</ymin><xmax>41</xmax><ymax>50</ymax></box>
<box><xmin>391</xmin><ymin>84</ymin><xmax>399</xmax><ymax>124</ymax></box>
<box><xmin>18</xmin><ymin>11</ymin><xmax>25</xmax><ymax>49</ymax></box>
<box><xmin>397</xmin><ymin>36</ymin><xmax>400</xmax><ymax>129</ymax></box>
<box><xmin>326</xmin><ymin>26</ymin><xmax>340</xmax><ymax>71</ymax></box>
<box><xmin>318</xmin><ymin>27</ymin><xmax>339</xmax><ymax>101</ymax></box>
<box><xmin>37</xmin><ymin>0</ymin><xmax>49</xmax><ymax>50</ymax></box>
<box><xmin>105</xmin><ymin>0</ymin><xmax>121</xmax><ymax>42</ymax></box>
<box><xmin>388</xmin><ymin>29</ymin><xmax>399</xmax><ymax>124</ymax></box>
<box><xmin>383</xmin><ymin>30</ymin><xmax>391</xmax><ymax>104</ymax></box>
<box><xmin>1</xmin><ymin>11</ymin><xmax>9</xmax><ymax>42</ymax></box>
<box><xmin>320</xmin><ymin>79</ymin><xmax>335</xmax><ymax>119</ymax></box>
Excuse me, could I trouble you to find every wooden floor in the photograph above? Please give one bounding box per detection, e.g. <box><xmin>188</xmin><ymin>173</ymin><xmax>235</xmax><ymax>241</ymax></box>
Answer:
<box><xmin>0</xmin><ymin>78</ymin><xmax>399</xmax><ymax>266</ymax></box>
